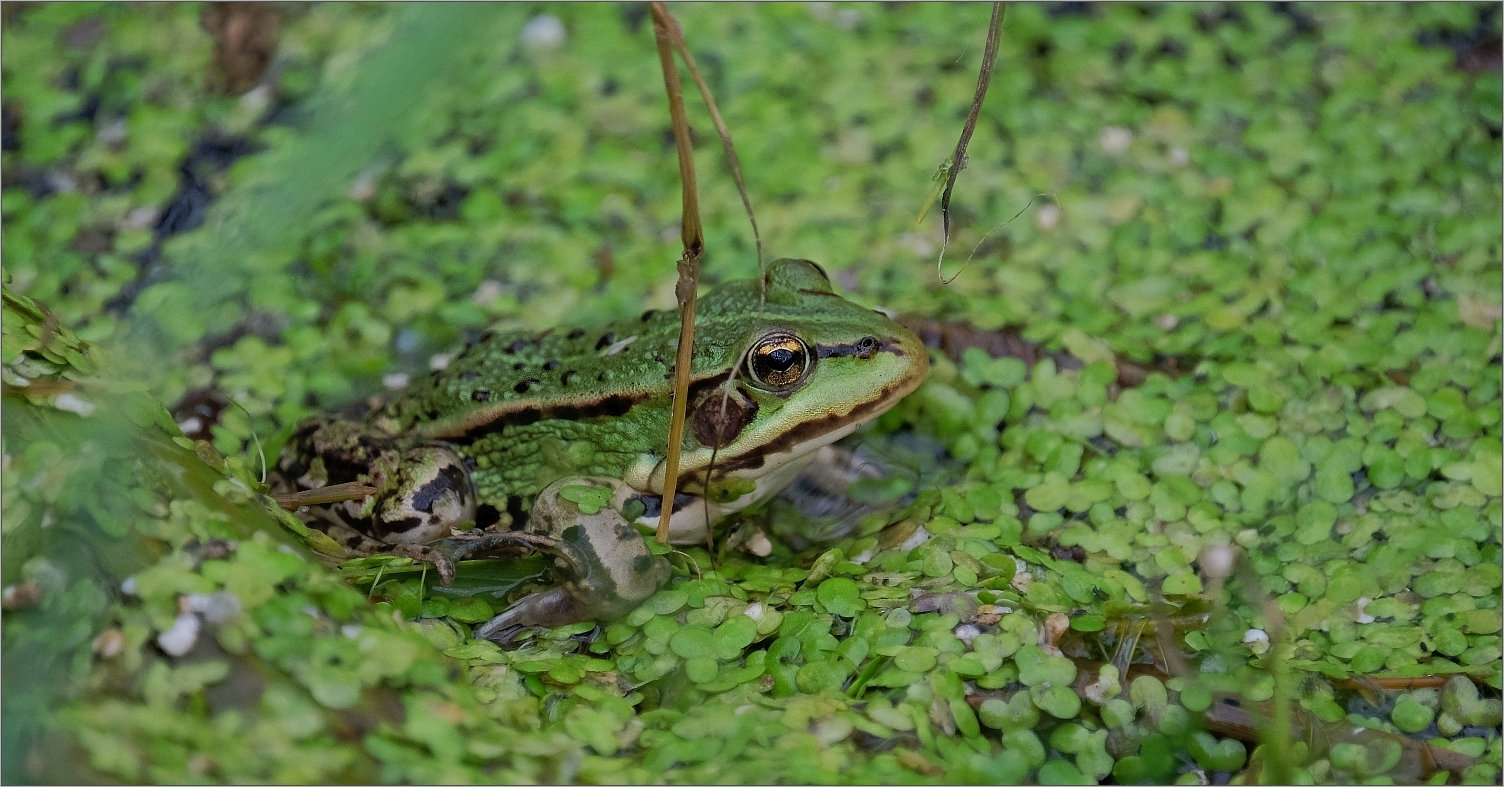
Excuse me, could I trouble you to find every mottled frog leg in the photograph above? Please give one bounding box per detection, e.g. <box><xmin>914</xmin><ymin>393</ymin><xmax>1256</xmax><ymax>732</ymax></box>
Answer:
<box><xmin>474</xmin><ymin>477</ymin><xmax>672</xmax><ymax>642</ymax></box>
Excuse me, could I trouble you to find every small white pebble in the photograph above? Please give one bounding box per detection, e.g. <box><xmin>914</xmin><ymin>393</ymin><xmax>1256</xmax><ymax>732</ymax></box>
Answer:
<box><xmin>1244</xmin><ymin>628</ymin><xmax>1270</xmax><ymax>655</ymax></box>
<box><xmin>54</xmin><ymin>393</ymin><xmax>96</xmax><ymax>416</ymax></box>
<box><xmin>239</xmin><ymin>83</ymin><xmax>272</xmax><ymax>112</ymax></box>
<box><xmin>897</xmin><ymin>527</ymin><xmax>931</xmax><ymax>553</ymax></box>
<box><xmin>428</xmin><ymin>353</ymin><xmax>452</xmax><ymax>371</ymax></box>
<box><xmin>46</xmin><ymin>170</ymin><xmax>78</xmax><ymax>194</ymax></box>
<box><xmin>897</xmin><ymin>232</ymin><xmax>936</xmax><ymax>259</ymax></box>
<box><xmin>176</xmin><ymin>417</ymin><xmax>203</xmax><ymax>435</ymax></box>
<box><xmin>92</xmin><ymin>628</ymin><xmax>125</xmax><ymax>659</ymax></box>
<box><xmin>833</xmin><ymin>8</ymin><xmax>861</xmax><ymax>29</ymax></box>
<box><xmin>743</xmin><ymin>602</ymin><xmax>765</xmax><ymax>622</ymax></box>
<box><xmin>1169</xmin><ymin>146</ymin><xmax>1190</xmax><ymax>166</ymax></box>
<box><xmin>1355</xmin><ymin>597</ymin><xmax>1375</xmax><ymax>624</ymax></box>
<box><xmin>342</xmin><ymin>624</ymin><xmax>364</xmax><ymax>640</ymax></box>
<box><xmin>1034</xmin><ymin>203</ymin><xmax>1062</xmax><ymax>231</ymax></box>
<box><xmin>347</xmin><ymin>170</ymin><xmax>377</xmax><ymax>201</ymax></box>
<box><xmin>1083</xmin><ymin>667</ymin><xmax>1119</xmax><ymax>705</ymax></box>
<box><xmin>953</xmin><ymin>624</ymin><xmax>981</xmax><ymax>646</ymax></box>
<box><xmin>120</xmin><ymin>576</ymin><xmax>138</xmax><ymax>596</ymax></box>
<box><xmin>1098</xmin><ymin>126</ymin><xmax>1133</xmax><ymax>155</ymax></box>
<box><xmin>521</xmin><ymin>14</ymin><xmax>565</xmax><ymax>51</ymax></box>
<box><xmin>1199</xmin><ymin>543</ymin><xmax>1236</xmax><ymax>580</ymax></box>
<box><xmin>382</xmin><ymin>373</ymin><xmax>410</xmax><ymax>390</ymax></box>
<box><xmin>744</xmin><ymin>531</ymin><xmax>773</xmax><ymax>558</ymax></box>
<box><xmin>184</xmin><ymin>591</ymin><xmax>242</xmax><ymax>624</ymax></box>
<box><xmin>1156</xmin><ymin>313</ymin><xmax>1179</xmax><ymax>330</ymax></box>
<box><xmin>95</xmin><ymin>118</ymin><xmax>127</xmax><ymax>145</ymax></box>
<box><xmin>122</xmin><ymin>206</ymin><xmax>159</xmax><ymax>230</ymax></box>
<box><xmin>472</xmin><ymin>280</ymin><xmax>503</xmax><ymax>305</ymax></box>
<box><xmin>157</xmin><ymin>612</ymin><xmax>201</xmax><ymax>657</ymax></box>
<box><xmin>1040</xmin><ymin>611</ymin><xmax>1070</xmax><ymax>655</ymax></box>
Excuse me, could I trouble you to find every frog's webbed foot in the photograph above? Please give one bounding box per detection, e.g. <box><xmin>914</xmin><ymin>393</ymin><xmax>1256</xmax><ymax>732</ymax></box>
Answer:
<box><xmin>474</xmin><ymin>478</ymin><xmax>672</xmax><ymax>642</ymax></box>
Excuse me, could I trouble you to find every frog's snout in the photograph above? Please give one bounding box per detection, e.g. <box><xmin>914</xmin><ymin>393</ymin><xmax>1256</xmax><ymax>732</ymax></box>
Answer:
<box><xmin>373</xmin><ymin>446</ymin><xmax>477</xmax><ymax>544</ymax></box>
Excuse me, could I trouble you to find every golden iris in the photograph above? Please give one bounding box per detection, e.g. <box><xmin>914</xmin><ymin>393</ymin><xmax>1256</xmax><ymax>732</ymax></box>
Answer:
<box><xmin>747</xmin><ymin>332</ymin><xmax>810</xmax><ymax>390</ymax></box>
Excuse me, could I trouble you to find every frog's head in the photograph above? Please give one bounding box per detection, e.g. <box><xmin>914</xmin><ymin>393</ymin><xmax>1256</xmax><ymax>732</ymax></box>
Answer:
<box><xmin>647</xmin><ymin>258</ymin><xmax>928</xmax><ymax>520</ymax></box>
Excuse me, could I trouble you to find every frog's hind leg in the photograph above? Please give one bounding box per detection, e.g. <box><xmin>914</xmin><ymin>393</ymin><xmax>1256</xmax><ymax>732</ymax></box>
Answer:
<box><xmin>473</xmin><ymin>478</ymin><xmax>672</xmax><ymax>642</ymax></box>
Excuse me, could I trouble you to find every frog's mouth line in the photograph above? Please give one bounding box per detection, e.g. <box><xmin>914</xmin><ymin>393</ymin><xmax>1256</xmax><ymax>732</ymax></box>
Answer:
<box><xmin>674</xmin><ymin>369</ymin><xmax>924</xmax><ymax>483</ymax></box>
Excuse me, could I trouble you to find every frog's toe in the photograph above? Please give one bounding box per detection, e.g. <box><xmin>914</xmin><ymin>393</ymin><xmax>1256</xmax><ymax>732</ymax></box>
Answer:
<box><xmin>385</xmin><ymin>543</ymin><xmax>457</xmax><ymax>586</ymax></box>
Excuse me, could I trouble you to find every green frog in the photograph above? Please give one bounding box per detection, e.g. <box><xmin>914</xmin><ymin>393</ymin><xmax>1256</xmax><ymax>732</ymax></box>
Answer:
<box><xmin>278</xmin><ymin>258</ymin><xmax>928</xmax><ymax>639</ymax></box>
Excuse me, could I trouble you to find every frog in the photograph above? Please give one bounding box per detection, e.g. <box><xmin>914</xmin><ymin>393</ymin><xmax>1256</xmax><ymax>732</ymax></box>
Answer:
<box><xmin>277</xmin><ymin>258</ymin><xmax>928</xmax><ymax>639</ymax></box>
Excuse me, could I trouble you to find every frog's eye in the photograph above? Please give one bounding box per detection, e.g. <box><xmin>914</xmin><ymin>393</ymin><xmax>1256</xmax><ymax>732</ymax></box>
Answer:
<box><xmin>746</xmin><ymin>332</ymin><xmax>811</xmax><ymax>391</ymax></box>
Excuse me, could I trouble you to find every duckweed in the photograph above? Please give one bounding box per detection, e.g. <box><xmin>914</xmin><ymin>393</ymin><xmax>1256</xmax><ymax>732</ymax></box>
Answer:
<box><xmin>4</xmin><ymin>2</ymin><xmax>1501</xmax><ymax>784</ymax></box>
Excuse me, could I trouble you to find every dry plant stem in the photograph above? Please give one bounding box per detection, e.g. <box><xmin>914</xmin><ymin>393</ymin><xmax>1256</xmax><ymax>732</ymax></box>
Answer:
<box><xmin>936</xmin><ymin>2</ymin><xmax>1005</xmax><ymax>282</ymax></box>
<box><xmin>651</xmin><ymin>2</ymin><xmax>704</xmax><ymax>545</ymax></box>
<box><xmin>272</xmin><ymin>481</ymin><xmax>378</xmax><ymax>510</ymax></box>
<box><xmin>655</xmin><ymin>10</ymin><xmax>769</xmax><ymax>548</ymax></box>
<box><xmin>657</xmin><ymin>15</ymin><xmax>764</xmax><ymax>289</ymax></box>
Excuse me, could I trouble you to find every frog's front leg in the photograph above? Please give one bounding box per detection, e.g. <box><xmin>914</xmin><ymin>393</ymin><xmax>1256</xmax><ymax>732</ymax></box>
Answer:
<box><xmin>473</xmin><ymin>477</ymin><xmax>672</xmax><ymax>641</ymax></box>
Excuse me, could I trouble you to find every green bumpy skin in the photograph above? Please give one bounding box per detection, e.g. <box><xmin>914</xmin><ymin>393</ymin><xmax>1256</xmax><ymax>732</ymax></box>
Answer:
<box><xmin>278</xmin><ymin>259</ymin><xmax>929</xmax><ymax>636</ymax></box>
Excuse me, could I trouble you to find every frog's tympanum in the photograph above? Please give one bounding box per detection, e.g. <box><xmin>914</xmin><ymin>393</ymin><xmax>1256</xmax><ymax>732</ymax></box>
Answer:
<box><xmin>279</xmin><ymin>259</ymin><xmax>928</xmax><ymax>639</ymax></box>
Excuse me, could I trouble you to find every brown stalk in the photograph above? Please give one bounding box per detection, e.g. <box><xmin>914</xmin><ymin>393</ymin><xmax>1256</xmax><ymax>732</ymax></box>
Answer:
<box><xmin>935</xmin><ymin>2</ymin><xmax>1005</xmax><ymax>283</ymax></box>
<box><xmin>654</xmin><ymin>13</ymin><xmax>764</xmax><ymax>284</ymax></box>
<box><xmin>272</xmin><ymin>481</ymin><xmax>378</xmax><ymax>510</ymax></box>
<box><xmin>650</xmin><ymin>1</ymin><xmax>703</xmax><ymax>545</ymax></box>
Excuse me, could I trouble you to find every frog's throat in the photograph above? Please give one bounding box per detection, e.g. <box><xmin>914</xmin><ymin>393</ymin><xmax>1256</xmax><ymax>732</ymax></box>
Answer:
<box><xmin>630</xmin><ymin>451</ymin><xmax>822</xmax><ymax>545</ymax></box>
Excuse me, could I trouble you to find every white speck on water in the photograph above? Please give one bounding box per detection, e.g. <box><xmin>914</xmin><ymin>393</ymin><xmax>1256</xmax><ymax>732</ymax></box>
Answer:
<box><xmin>1244</xmin><ymin>628</ymin><xmax>1270</xmax><ymax>654</ymax></box>
<box><xmin>93</xmin><ymin>628</ymin><xmax>125</xmax><ymax>659</ymax></box>
<box><xmin>745</xmin><ymin>531</ymin><xmax>773</xmax><ymax>558</ymax></box>
<box><xmin>395</xmin><ymin>329</ymin><xmax>420</xmax><ymax>353</ymax></box>
<box><xmin>1035</xmin><ymin>203</ymin><xmax>1062</xmax><ymax>230</ymax></box>
<box><xmin>96</xmin><ymin>118</ymin><xmax>127</xmax><ymax>145</ymax></box>
<box><xmin>120</xmin><ymin>576</ymin><xmax>138</xmax><ymax>596</ymax></box>
<box><xmin>522</xmin><ymin>14</ymin><xmax>565</xmax><ymax>51</ymax></box>
<box><xmin>177</xmin><ymin>417</ymin><xmax>203</xmax><ymax>435</ymax></box>
<box><xmin>472</xmin><ymin>279</ymin><xmax>503</xmax><ymax>305</ymax></box>
<box><xmin>122</xmin><ymin>206</ymin><xmax>159</xmax><ymax>230</ymax></box>
<box><xmin>54</xmin><ymin>393</ymin><xmax>96</xmax><ymax>416</ymax></box>
<box><xmin>1355</xmin><ymin>596</ymin><xmax>1375</xmax><ymax>624</ymax></box>
<box><xmin>743</xmin><ymin>602</ymin><xmax>764</xmax><ymax>622</ymax></box>
<box><xmin>429</xmin><ymin>353</ymin><xmax>452</xmax><ymax>371</ymax></box>
<box><xmin>383</xmin><ymin>373</ymin><xmax>410</xmax><ymax>390</ymax></box>
<box><xmin>898</xmin><ymin>232</ymin><xmax>936</xmax><ymax>259</ymax></box>
<box><xmin>1098</xmin><ymin>126</ymin><xmax>1133</xmax><ymax>155</ymax></box>
<box><xmin>342</xmin><ymin>624</ymin><xmax>364</xmax><ymax>639</ymax></box>
<box><xmin>184</xmin><ymin>591</ymin><xmax>243</xmax><ymax>623</ymax></box>
<box><xmin>157</xmin><ymin>612</ymin><xmax>201</xmax><ymax>656</ymax></box>
<box><xmin>1199</xmin><ymin>543</ymin><xmax>1235</xmax><ymax>580</ymax></box>
<box><xmin>1170</xmin><ymin>146</ymin><xmax>1190</xmax><ymax>166</ymax></box>
<box><xmin>897</xmin><ymin>526</ymin><xmax>931</xmax><ymax>553</ymax></box>
<box><xmin>953</xmin><ymin>624</ymin><xmax>981</xmax><ymax>646</ymax></box>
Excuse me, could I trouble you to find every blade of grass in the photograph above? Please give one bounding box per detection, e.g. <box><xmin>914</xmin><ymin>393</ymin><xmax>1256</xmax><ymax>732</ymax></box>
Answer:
<box><xmin>650</xmin><ymin>2</ymin><xmax>704</xmax><ymax>545</ymax></box>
